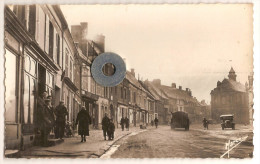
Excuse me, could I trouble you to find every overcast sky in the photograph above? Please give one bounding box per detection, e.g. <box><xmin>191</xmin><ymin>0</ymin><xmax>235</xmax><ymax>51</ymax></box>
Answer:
<box><xmin>61</xmin><ymin>4</ymin><xmax>253</xmax><ymax>103</ymax></box>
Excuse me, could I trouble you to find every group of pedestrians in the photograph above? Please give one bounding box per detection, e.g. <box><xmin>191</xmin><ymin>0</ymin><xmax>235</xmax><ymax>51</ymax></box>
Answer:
<box><xmin>101</xmin><ymin>113</ymin><xmax>115</xmax><ymax>140</ymax></box>
<box><xmin>36</xmin><ymin>91</ymin><xmax>68</xmax><ymax>146</ymax></box>
<box><xmin>120</xmin><ymin>117</ymin><xmax>130</xmax><ymax>131</ymax></box>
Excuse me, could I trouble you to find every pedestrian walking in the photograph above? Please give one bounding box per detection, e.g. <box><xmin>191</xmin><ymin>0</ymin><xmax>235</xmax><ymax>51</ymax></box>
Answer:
<box><xmin>120</xmin><ymin>117</ymin><xmax>125</xmax><ymax>131</ymax></box>
<box><xmin>125</xmin><ymin>117</ymin><xmax>130</xmax><ymax>131</ymax></box>
<box><xmin>54</xmin><ymin>100</ymin><xmax>68</xmax><ymax>139</ymax></box>
<box><xmin>107</xmin><ymin>119</ymin><xmax>115</xmax><ymax>140</ymax></box>
<box><xmin>202</xmin><ymin>118</ymin><xmax>208</xmax><ymax>130</ymax></box>
<box><xmin>38</xmin><ymin>95</ymin><xmax>55</xmax><ymax>146</ymax></box>
<box><xmin>154</xmin><ymin>117</ymin><xmax>159</xmax><ymax>128</ymax></box>
<box><xmin>151</xmin><ymin>120</ymin><xmax>154</xmax><ymax>126</ymax></box>
<box><xmin>75</xmin><ymin>107</ymin><xmax>91</xmax><ymax>142</ymax></box>
<box><xmin>102</xmin><ymin>113</ymin><xmax>110</xmax><ymax>140</ymax></box>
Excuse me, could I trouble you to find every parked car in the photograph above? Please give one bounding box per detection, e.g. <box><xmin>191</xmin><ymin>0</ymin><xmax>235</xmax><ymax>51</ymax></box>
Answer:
<box><xmin>220</xmin><ymin>114</ymin><xmax>235</xmax><ymax>130</ymax></box>
<box><xmin>171</xmin><ymin>111</ymin><xmax>190</xmax><ymax>131</ymax></box>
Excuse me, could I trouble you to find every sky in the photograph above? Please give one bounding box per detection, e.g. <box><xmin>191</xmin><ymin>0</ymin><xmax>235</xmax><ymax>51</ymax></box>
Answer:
<box><xmin>60</xmin><ymin>4</ymin><xmax>253</xmax><ymax>103</ymax></box>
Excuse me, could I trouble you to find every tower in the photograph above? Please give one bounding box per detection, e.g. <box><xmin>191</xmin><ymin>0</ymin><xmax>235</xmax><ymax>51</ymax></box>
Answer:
<box><xmin>228</xmin><ymin>67</ymin><xmax>237</xmax><ymax>81</ymax></box>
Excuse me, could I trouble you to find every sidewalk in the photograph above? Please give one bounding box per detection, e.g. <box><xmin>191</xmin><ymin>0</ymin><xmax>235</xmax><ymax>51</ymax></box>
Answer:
<box><xmin>18</xmin><ymin>126</ymin><xmax>147</xmax><ymax>158</ymax></box>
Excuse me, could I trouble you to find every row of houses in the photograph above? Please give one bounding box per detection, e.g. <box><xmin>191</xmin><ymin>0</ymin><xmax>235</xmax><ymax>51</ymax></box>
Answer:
<box><xmin>4</xmin><ymin>5</ymin><xmax>210</xmax><ymax>151</ymax></box>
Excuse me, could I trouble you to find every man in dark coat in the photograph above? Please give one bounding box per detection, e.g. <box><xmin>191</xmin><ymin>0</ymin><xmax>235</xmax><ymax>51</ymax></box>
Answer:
<box><xmin>154</xmin><ymin>117</ymin><xmax>159</xmax><ymax>128</ymax></box>
<box><xmin>102</xmin><ymin>113</ymin><xmax>110</xmax><ymax>140</ymax></box>
<box><xmin>76</xmin><ymin>107</ymin><xmax>91</xmax><ymax>142</ymax></box>
<box><xmin>36</xmin><ymin>92</ymin><xmax>48</xmax><ymax>134</ymax></box>
<box><xmin>202</xmin><ymin>118</ymin><xmax>208</xmax><ymax>130</ymax></box>
<box><xmin>125</xmin><ymin>117</ymin><xmax>130</xmax><ymax>131</ymax></box>
<box><xmin>38</xmin><ymin>96</ymin><xmax>55</xmax><ymax>146</ymax></box>
<box><xmin>120</xmin><ymin>117</ymin><xmax>125</xmax><ymax>131</ymax></box>
<box><xmin>107</xmin><ymin>119</ymin><xmax>115</xmax><ymax>140</ymax></box>
<box><xmin>54</xmin><ymin>101</ymin><xmax>68</xmax><ymax>139</ymax></box>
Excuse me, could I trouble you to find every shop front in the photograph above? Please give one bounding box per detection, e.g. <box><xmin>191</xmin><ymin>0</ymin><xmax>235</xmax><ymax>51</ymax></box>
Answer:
<box><xmin>82</xmin><ymin>91</ymin><xmax>99</xmax><ymax>129</ymax></box>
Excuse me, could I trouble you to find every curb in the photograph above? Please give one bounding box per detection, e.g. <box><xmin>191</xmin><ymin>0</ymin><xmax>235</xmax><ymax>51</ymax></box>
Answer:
<box><xmin>99</xmin><ymin>129</ymin><xmax>149</xmax><ymax>158</ymax></box>
<box><xmin>94</xmin><ymin>131</ymin><xmax>132</xmax><ymax>158</ymax></box>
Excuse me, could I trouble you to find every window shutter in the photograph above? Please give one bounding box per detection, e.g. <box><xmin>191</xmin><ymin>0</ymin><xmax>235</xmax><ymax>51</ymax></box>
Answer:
<box><xmin>35</xmin><ymin>5</ymin><xmax>40</xmax><ymax>43</ymax></box>
<box><xmin>53</xmin><ymin>28</ymin><xmax>57</xmax><ymax>63</ymax></box>
<box><xmin>44</xmin><ymin>15</ymin><xmax>49</xmax><ymax>54</ymax></box>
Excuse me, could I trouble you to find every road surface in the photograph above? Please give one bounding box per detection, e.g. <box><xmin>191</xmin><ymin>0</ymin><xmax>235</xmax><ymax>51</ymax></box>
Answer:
<box><xmin>110</xmin><ymin>124</ymin><xmax>253</xmax><ymax>158</ymax></box>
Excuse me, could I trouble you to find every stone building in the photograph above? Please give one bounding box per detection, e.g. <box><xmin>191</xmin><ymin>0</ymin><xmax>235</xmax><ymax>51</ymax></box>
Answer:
<box><xmin>71</xmin><ymin>22</ymin><xmax>113</xmax><ymax>129</ymax></box>
<box><xmin>210</xmin><ymin>67</ymin><xmax>249</xmax><ymax>124</ymax></box>
<box><xmin>4</xmin><ymin>5</ymin><xmax>80</xmax><ymax>150</ymax></box>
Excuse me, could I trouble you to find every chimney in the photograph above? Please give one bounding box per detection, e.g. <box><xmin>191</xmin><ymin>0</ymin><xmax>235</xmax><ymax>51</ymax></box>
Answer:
<box><xmin>71</xmin><ymin>25</ymin><xmax>82</xmax><ymax>42</ymax></box>
<box><xmin>179</xmin><ymin>86</ymin><xmax>182</xmax><ymax>90</ymax></box>
<box><xmin>80</xmin><ymin>22</ymin><xmax>88</xmax><ymax>40</ymax></box>
<box><xmin>217</xmin><ymin>81</ymin><xmax>221</xmax><ymax>87</ymax></box>
<box><xmin>152</xmin><ymin>79</ymin><xmax>161</xmax><ymax>86</ymax></box>
<box><xmin>131</xmin><ymin>69</ymin><xmax>135</xmax><ymax>77</ymax></box>
<box><xmin>186</xmin><ymin>88</ymin><xmax>189</xmax><ymax>92</ymax></box>
<box><xmin>171</xmin><ymin>83</ymin><xmax>176</xmax><ymax>88</ymax></box>
<box><xmin>94</xmin><ymin>34</ymin><xmax>105</xmax><ymax>53</ymax></box>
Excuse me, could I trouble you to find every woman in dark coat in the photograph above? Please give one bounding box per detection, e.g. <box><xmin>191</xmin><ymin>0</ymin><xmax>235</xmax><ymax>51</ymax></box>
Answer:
<box><xmin>75</xmin><ymin>107</ymin><xmax>91</xmax><ymax>142</ymax></box>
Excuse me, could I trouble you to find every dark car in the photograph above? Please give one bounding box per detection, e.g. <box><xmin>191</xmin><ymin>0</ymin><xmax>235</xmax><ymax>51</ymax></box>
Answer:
<box><xmin>171</xmin><ymin>111</ymin><xmax>190</xmax><ymax>131</ymax></box>
<box><xmin>220</xmin><ymin>114</ymin><xmax>235</xmax><ymax>130</ymax></box>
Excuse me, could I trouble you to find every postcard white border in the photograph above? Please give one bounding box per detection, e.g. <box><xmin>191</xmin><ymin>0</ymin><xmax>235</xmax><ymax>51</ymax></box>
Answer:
<box><xmin>0</xmin><ymin>1</ymin><xmax>259</xmax><ymax>164</ymax></box>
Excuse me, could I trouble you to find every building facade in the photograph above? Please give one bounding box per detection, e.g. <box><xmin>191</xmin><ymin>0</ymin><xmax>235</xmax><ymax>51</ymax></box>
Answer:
<box><xmin>4</xmin><ymin>5</ymin><xmax>81</xmax><ymax>149</ymax></box>
<box><xmin>210</xmin><ymin>67</ymin><xmax>250</xmax><ymax>124</ymax></box>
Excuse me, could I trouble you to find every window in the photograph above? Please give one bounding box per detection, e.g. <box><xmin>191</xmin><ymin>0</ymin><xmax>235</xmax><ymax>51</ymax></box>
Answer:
<box><xmin>5</xmin><ymin>49</ymin><xmax>18</xmax><ymax>122</ymax></box>
<box><xmin>133</xmin><ymin>92</ymin><xmax>136</xmax><ymax>103</ymax></box>
<box><xmin>56</xmin><ymin>34</ymin><xmax>60</xmax><ymax>66</ymax></box>
<box><xmin>49</xmin><ymin>22</ymin><xmax>54</xmax><ymax>58</ymax></box>
<box><xmin>70</xmin><ymin>59</ymin><xmax>73</xmax><ymax>80</ymax></box>
<box><xmin>46</xmin><ymin>71</ymin><xmax>54</xmax><ymax>96</ymax></box>
<box><xmin>35</xmin><ymin>6</ymin><xmax>45</xmax><ymax>50</ymax></box>
<box><xmin>82</xmin><ymin>66</ymin><xmax>88</xmax><ymax>91</ymax></box>
<box><xmin>24</xmin><ymin>75</ymin><xmax>30</xmax><ymax>124</ymax></box>
<box><xmin>13</xmin><ymin>5</ymin><xmax>26</xmax><ymax>27</ymax></box>
<box><xmin>124</xmin><ymin>88</ymin><xmax>127</xmax><ymax>99</ymax></box>
<box><xmin>44</xmin><ymin>15</ymin><xmax>49</xmax><ymax>53</ymax></box>
<box><xmin>91</xmin><ymin>77</ymin><xmax>95</xmax><ymax>93</ymax></box>
<box><xmin>65</xmin><ymin>49</ymin><xmax>69</xmax><ymax>76</ymax></box>
<box><xmin>114</xmin><ymin>86</ymin><xmax>117</xmax><ymax>96</ymax></box>
<box><xmin>23</xmin><ymin>53</ymin><xmax>37</xmax><ymax>124</ymax></box>
<box><xmin>28</xmin><ymin>5</ymin><xmax>36</xmax><ymax>36</ymax></box>
<box><xmin>121</xmin><ymin>87</ymin><xmax>123</xmax><ymax>99</ymax></box>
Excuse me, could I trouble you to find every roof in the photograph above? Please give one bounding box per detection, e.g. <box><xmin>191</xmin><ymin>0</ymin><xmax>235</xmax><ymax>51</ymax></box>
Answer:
<box><xmin>126</xmin><ymin>71</ymin><xmax>142</xmax><ymax>89</ymax></box>
<box><xmin>229</xmin><ymin>67</ymin><xmax>235</xmax><ymax>73</ymax></box>
<box><xmin>159</xmin><ymin>85</ymin><xmax>196</xmax><ymax>103</ymax></box>
<box><xmin>146</xmin><ymin>81</ymin><xmax>168</xmax><ymax>100</ymax></box>
<box><xmin>226</xmin><ymin>79</ymin><xmax>246</xmax><ymax>92</ymax></box>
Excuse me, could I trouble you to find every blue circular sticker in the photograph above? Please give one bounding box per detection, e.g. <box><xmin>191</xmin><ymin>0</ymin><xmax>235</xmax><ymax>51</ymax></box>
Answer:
<box><xmin>91</xmin><ymin>52</ymin><xmax>126</xmax><ymax>87</ymax></box>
